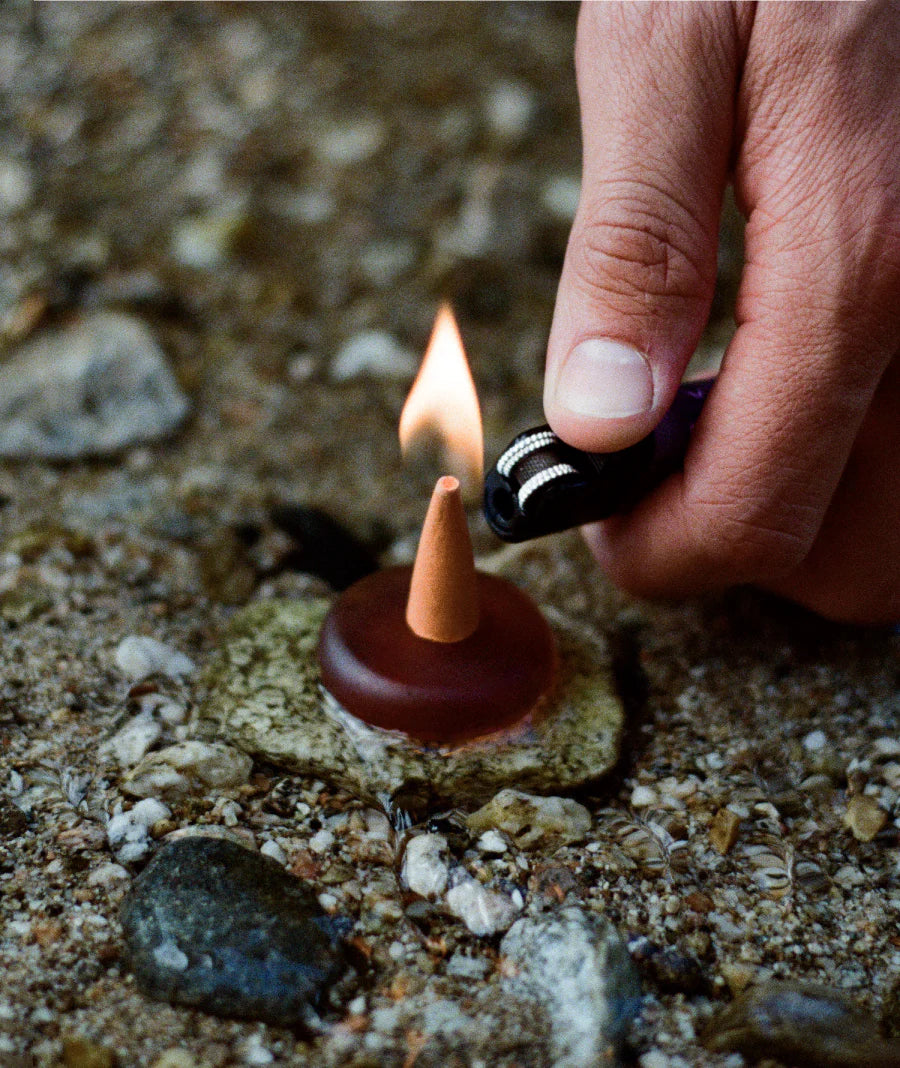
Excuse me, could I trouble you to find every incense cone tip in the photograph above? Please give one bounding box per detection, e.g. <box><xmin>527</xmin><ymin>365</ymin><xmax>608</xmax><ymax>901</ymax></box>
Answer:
<box><xmin>406</xmin><ymin>474</ymin><xmax>479</xmax><ymax>643</ymax></box>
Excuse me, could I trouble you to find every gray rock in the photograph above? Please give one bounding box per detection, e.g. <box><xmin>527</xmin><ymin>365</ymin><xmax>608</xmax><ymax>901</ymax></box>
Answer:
<box><xmin>0</xmin><ymin>312</ymin><xmax>189</xmax><ymax>459</ymax></box>
<box><xmin>500</xmin><ymin>907</ymin><xmax>641</xmax><ymax>1068</ymax></box>
<box><xmin>467</xmin><ymin>789</ymin><xmax>592</xmax><ymax>850</ymax></box>
<box><xmin>199</xmin><ymin>598</ymin><xmax>626</xmax><ymax>809</ymax></box>
<box><xmin>121</xmin><ymin>837</ymin><xmax>353</xmax><ymax>1030</ymax></box>
<box><xmin>703</xmin><ymin>981</ymin><xmax>900</xmax><ymax>1068</ymax></box>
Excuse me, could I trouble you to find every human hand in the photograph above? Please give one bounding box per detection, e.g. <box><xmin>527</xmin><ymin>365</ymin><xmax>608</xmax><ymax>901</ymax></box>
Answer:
<box><xmin>543</xmin><ymin>2</ymin><xmax>900</xmax><ymax>624</ymax></box>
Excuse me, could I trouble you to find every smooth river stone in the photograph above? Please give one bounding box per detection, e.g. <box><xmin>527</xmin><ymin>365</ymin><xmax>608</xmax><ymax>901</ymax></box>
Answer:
<box><xmin>121</xmin><ymin>837</ymin><xmax>352</xmax><ymax>1030</ymax></box>
<box><xmin>199</xmin><ymin>596</ymin><xmax>625</xmax><ymax>810</ymax></box>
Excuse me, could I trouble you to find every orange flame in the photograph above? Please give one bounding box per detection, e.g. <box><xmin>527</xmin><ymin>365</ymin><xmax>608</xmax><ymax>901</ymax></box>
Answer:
<box><xmin>399</xmin><ymin>303</ymin><xmax>483</xmax><ymax>491</ymax></box>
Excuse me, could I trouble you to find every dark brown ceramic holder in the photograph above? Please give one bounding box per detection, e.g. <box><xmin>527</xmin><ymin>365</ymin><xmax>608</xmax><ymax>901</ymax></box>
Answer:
<box><xmin>317</xmin><ymin>565</ymin><xmax>557</xmax><ymax>745</ymax></box>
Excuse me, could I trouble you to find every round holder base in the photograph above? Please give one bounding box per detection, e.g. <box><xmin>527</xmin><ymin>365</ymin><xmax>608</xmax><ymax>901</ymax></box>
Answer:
<box><xmin>317</xmin><ymin>565</ymin><xmax>557</xmax><ymax>744</ymax></box>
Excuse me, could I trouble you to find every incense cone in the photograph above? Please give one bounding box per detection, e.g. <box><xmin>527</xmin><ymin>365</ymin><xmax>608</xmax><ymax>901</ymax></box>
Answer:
<box><xmin>406</xmin><ymin>475</ymin><xmax>479</xmax><ymax>642</ymax></box>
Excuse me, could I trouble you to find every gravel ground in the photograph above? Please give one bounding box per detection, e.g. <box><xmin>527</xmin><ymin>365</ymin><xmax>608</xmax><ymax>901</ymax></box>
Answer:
<box><xmin>1</xmin><ymin>4</ymin><xmax>898</xmax><ymax>1067</ymax></box>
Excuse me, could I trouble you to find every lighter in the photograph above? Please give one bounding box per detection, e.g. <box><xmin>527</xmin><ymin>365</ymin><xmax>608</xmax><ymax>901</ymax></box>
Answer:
<box><xmin>484</xmin><ymin>377</ymin><xmax>715</xmax><ymax>542</ymax></box>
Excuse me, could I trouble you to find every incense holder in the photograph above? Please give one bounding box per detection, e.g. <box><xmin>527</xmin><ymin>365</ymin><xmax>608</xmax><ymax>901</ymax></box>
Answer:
<box><xmin>199</xmin><ymin>596</ymin><xmax>626</xmax><ymax>810</ymax></box>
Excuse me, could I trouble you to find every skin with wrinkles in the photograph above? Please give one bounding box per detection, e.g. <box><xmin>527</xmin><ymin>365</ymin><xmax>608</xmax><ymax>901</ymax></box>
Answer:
<box><xmin>544</xmin><ymin>2</ymin><xmax>900</xmax><ymax>624</ymax></box>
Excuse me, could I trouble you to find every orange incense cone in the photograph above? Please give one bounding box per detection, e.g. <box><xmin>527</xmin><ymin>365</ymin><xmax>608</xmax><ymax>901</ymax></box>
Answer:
<box><xmin>405</xmin><ymin>476</ymin><xmax>479</xmax><ymax>643</ymax></box>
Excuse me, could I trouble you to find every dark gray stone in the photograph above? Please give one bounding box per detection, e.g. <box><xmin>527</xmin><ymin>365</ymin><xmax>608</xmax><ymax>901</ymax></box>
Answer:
<box><xmin>121</xmin><ymin>837</ymin><xmax>353</xmax><ymax>1030</ymax></box>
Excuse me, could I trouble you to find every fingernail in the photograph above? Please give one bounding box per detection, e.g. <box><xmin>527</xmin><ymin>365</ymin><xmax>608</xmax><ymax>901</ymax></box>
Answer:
<box><xmin>550</xmin><ymin>339</ymin><xmax>654</xmax><ymax>418</ymax></box>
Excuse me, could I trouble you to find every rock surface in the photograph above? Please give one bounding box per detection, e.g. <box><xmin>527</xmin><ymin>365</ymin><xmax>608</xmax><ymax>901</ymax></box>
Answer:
<box><xmin>467</xmin><ymin>788</ymin><xmax>592</xmax><ymax>850</ymax></box>
<box><xmin>500</xmin><ymin>907</ymin><xmax>641</xmax><ymax>1067</ymax></box>
<box><xmin>121</xmin><ymin>837</ymin><xmax>353</xmax><ymax>1030</ymax></box>
<box><xmin>122</xmin><ymin>741</ymin><xmax>252</xmax><ymax>799</ymax></box>
<box><xmin>703</xmin><ymin>981</ymin><xmax>900</xmax><ymax>1067</ymax></box>
<box><xmin>0</xmin><ymin>313</ymin><xmax>189</xmax><ymax>459</ymax></box>
<box><xmin>199</xmin><ymin>597</ymin><xmax>626</xmax><ymax>809</ymax></box>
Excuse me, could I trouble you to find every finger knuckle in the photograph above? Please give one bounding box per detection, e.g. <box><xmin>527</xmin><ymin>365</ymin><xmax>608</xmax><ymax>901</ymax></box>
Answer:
<box><xmin>570</xmin><ymin>188</ymin><xmax>711</xmax><ymax>315</ymax></box>
<box><xmin>690</xmin><ymin>491</ymin><xmax>814</xmax><ymax>582</ymax></box>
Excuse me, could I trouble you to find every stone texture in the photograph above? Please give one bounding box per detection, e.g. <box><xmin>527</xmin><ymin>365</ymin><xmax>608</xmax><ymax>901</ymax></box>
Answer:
<box><xmin>500</xmin><ymin>907</ymin><xmax>641</xmax><ymax>1068</ymax></box>
<box><xmin>0</xmin><ymin>312</ymin><xmax>189</xmax><ymax>459</ymax></box>
<box><xmin>703</xmin><ymin>981</ymin><xmax>900</xmax><ymax>1068</ymax></box>
<box><xmin>466</xmin><ymin>789</ymin><xmax>592</xmax><ymax>850</ymax></box>
<box><xmin>199</xmin><ymin>597</ymin><xmax>626</xmax><ymax>809</ymax></box>
<box><xmin>121</xmin><ymin>741</ymin><xmax>252</xmax><ymax>799</ymax></box>
<box><xmin>121</xmin><ymin>837</ymin><xmax>353</xmax><ymax>1030</ymax></box>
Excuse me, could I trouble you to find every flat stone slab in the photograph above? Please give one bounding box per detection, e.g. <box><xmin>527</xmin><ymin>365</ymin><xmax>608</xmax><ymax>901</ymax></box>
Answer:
<box><xmin>199</xmin><ymin>597</ymin><xmax>625</xmax><ymax>809</ymax></box>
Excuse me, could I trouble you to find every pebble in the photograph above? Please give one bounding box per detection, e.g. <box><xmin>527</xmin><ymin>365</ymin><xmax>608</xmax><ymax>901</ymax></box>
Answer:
<box><xmin>0</xmin><ymin>313</ymin><xmax>189</xmax><ymax>460</ymax></box>
<box><xmin>484</xmin><ymin>81</ymin><xmax>536</xmax><ymax>140</ymax></box>
<box><xmin>101</xmin><ymin>712</ymin><xmax>162</xmax><ymax>767</ymax></box>
<box><xmin>445</xmin><ymin>876</ymin><xmax>520</xmax><ymax>937</ymax></box>
<box><xmin>151</xmin><ymin>1052</ymin><xmax>199</xmax><ymax>1068</ymax></box>
<box><xmin>121</xmin><ymin>837</ymin><xmax>353</xmax><ymax>1029</ymax></box>
<box><xmin>170</xmin><ymin>211</ymin><xmax>243</xmax><ymax>269</ymax></box>
<box><xmin>703</xmin><ymin>981</ymin><xmax>900</xmax><ymax>1067</ymax></box>
<box><xmin>500</xmin><ymin>907</ymin><xmax>641</xmax><ymax>1068</ymax></box>
<box><xmin>330</xmin><ymin>330</ymin><xmax>417</xmax><ymax>382</ymax></box>
<box><xmin>115</xmin><ymin>636</ymin><xmax>196</xmax><ymax>683</ymax></box>
<box><xmin>122</xmin><ymin>741</ymin><xmax>252</xmax><ymax>799</ymax></box>
<box><xmin>87</xmin><ymin>862</ymin><xmax>130</xmax><ymax>888</ymax></box>
<box><xmin>630</xmin><ymin>785</ymin><xmax>659</xmax><ymax>808</ymax></box>
<box><xmin>60</xmin><ymin>1037</ymin><xmax>116</xmax><ymax>1068</ymax></box>
<box><xmin>106</xmin><ymin>798</ymin><xmax>171</xmax><ymax>864</ymax></box>
<box><xmin>476</xmin><ymin>829</ymin><xmax>508</xmax><ymax>855</ymax></box>
<box><xmin>0</xmin><ymin>156</ymin><xmax>33</xmax><ymax>213</ymax></box>
<box><xmin>259</xmin><ymin>839</ymin><xmax>286</xmax><ymax>865</ymax></box>
<box><xmin>709</xmin><ymin>808</ymin><xmax>742</xmax><ymax>855</ymax></box>
<box><xmin>446</xmin><ymin>953</ymin><xmax>492</xmax><ymax>980</ymax></box>
<box><xmin>316</xmin><ymin>118</ymin><xmax>385</xmax><ymax>166</ymax></box>
<box><xmin>466</xmin><ymin>789</ymin><xmax>591</xmax><ymax>850</ymax></box>
<box><xmin>843</xmin><ymin>794</ymin><xmax>888</xmax><ymax>842</ymax></box>
<box><xmin>401</xmin><ymin>833</ymin><xmax>450</xmax><ymax>899</ymax></box>
<box><xmin>803</xmin><ymin>729</ymin><xmax>829</xmax><ymax>752</ymax></box>
<box><xmin>540</xmin><ymin>174</ymin><xmax>581</xmax><ymax>221</ymax></box>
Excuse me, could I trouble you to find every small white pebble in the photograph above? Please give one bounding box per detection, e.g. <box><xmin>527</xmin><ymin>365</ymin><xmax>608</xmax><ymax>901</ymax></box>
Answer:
<box><xmin>153</xmin><ymin>940</ymin><xmax>189</xmax><ymax>971</ymax></box>
<box><xmin>540</xmin><ymin>174</ymin><xmax>581</xmax><ymax>221</ymax></box>
<box><xmin>402</xmin><ymin>833</ymin><xmax>451</xmax><ymax>898</ymax></box>
<box><xmin>238</xmin><ymin>1035</ymin><xmax>274</xmax><ymax>1066</ymax></box>
<box><xmin>318</xmin><ymin>892</ymin><xmax>338</xmax><ymax>912</ymax></box>
<box><xmin>115</xmin><ymin>635</ymin><xmax>195</xmax><ymax>683</ymax></box>
<box><xmin>102</xmin><ymin>712</ymin><xmax>162</xmax><ymax>767</ymax></box>
<box><xmin>802</xmin><ymin>729</ymin><xmax>828</xmax><ymax>752</ymax></box>
<box><xmin>0</xmin><ymin>157</ymin><xmax>33</xmax><ymax>213</ymax></box>
<box><xmin>445</xmin><ymin>877</ymin><xmax>520</xmax><ymax>937</ymax></box>
<box><xmin>330</xmin><ymin>330</ymin><xmax>416</xmax><ymax>382</ymax></box>
<box><xmin>308</xmin><ymin>828</ymin><xmax>334</xmax><ymax>854</ymax></box>
<box><xmin>631</xmin><ymin>785</ymin><xmax>659</xmax><ymax>808</ymax></box>
<box><xmin>316</xmin><ymin>118</ymin><xmax>385</xmax><ymax>166</ymax></box>
<box><xmin>347</xmin><ymin>995</ymin><xmax>367</xmax><ymax>1015</ymax></box>
<box><xmin>476</xmin><ymin>829</ymin><xmax>508</xmax><ymax>855</ymax></box>
<box><xmin>484</xmin><ymin>81</ymin><xmax>536</xmax><ymax>140</ymax></box>
<box><xmin>260</xmin><ymin>839</ymin><xmax>287</xmax><ymax>865</ymax></box>
<box><xmin>87</xmin><ymin>862</ymin><xmax>130</xmax><ymax>887</ymax></box>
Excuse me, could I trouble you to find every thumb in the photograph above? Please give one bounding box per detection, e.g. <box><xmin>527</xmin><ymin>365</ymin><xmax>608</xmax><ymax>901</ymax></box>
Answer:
<box><xmin>545</xmin><ymin>4</ymin><xmax>745</xmax><ymax>452</ymax></box>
